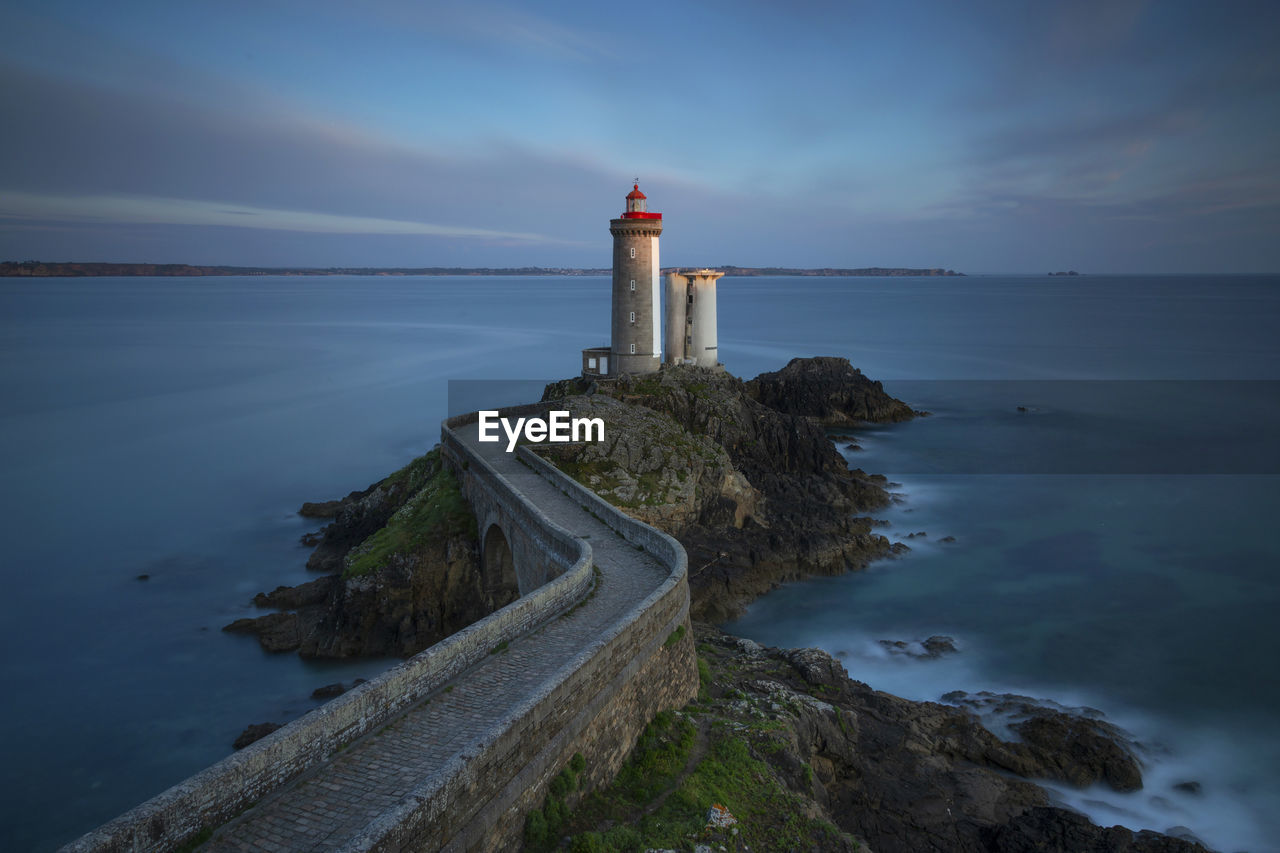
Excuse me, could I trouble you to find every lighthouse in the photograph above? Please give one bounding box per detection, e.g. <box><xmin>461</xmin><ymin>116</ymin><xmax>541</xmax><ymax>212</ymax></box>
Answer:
<box><xmin>580</xmin><ymin>183</ymin><xmax>726</xmax><ymax>378</ymax></box>
<box><xmin>609</xmin><ymin>183</ymin><xmax>663</xmax><ymax>375</ymax></box>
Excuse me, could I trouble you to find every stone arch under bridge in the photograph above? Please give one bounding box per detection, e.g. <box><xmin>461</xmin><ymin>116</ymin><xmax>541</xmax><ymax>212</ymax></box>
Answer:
<box><xmin>470</xmin><ymin>499</ymin><xmax>568</xmax><ymax>595</ymax></box>
<box><xmin>481</xmin><ymin>522</ymin><xmax>519</xmax><ymax>602</ymax></box>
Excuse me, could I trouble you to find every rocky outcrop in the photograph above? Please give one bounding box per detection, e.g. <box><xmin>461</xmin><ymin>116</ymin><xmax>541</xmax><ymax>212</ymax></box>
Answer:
<box><xmin>541</xmin><ymin>360</ymin><xmax>912</xmax><ymax>621</ymax></box>
<box><xmin>534</xmin><ymin>395</ymin><xmax>761</xmax><ymax>533</ymax></box>
<box><xmin>225</xmin><ymin>449</ymin><xmax>517</xmax><ymax>659</ymax></box>
<box><xmin>746</xmin><ymin>356</ymin><xmax>918</xmax><ymax>426</ymax></box>
<box><xmin>684</xmin><ymin>626</ymin><xmax>1203</xmax><ymax>853</ymax></box>
<box><xmin>551</xmin><ymin>626</ymin><xmax>1204</xmax><ymax>851</ymax></box>
<box><xmin>233</xmin><ymin>723</ymin><xmax>281</xmax><ymax>750</ymax></box>
<box><xmin>943</xmin><ymin>690</ymin><xmax>1146</xmax><ymax>793</ymax></box>
<box><xmin>879</xmin><ymin>634</ymin><xmax>959</xmax><ymax>658</ymax></box>
<box><xmin>296</xmin><ymin>527</ymin><xmax>504</xmax><ymax>658</ymax></box>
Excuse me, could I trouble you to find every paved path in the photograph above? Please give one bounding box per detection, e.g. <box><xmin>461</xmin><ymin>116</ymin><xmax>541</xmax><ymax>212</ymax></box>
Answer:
<box><xmin>205</xmin><ymin>425</ymin><xmax>669</xmax><ymax>852</ymax></box>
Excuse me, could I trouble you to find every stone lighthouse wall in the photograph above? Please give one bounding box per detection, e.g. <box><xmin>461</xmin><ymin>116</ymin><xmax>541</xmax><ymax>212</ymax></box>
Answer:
<box><xmin>688</xmin><ymin>272</ymin><xmax>721</xmax><ymax>368</ymax></box>
<box><xmin>609</xmin><ymin>218</ymin><xmax>662</xmax><ymax>375</ymax></box>
<box><xmin>664</xmin><ymin>273</ymin><xmax>688</xmax><ymax>365</ymax></box>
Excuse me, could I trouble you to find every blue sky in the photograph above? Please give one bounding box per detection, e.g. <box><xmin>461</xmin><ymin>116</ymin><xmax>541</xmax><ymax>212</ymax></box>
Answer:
<box><xmin>1</xmin><ymin>0</ymin><xmax>1277</xmax><ymax>272</ymax></box>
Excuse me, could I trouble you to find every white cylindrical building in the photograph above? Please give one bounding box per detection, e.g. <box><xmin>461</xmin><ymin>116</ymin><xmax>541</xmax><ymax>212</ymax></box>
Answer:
<box><xmin>663</xmin><ymin>269</ymin><xmax>724</xmax><ymax>368</ymax></box>
<box><xmin>664</xmin><ymin>273</ymin><xmax>688</xmax><ymax>365</ymax></box>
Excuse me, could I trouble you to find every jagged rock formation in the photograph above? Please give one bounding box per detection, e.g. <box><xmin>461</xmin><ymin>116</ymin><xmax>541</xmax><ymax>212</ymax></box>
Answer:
<box><xmin>231</xmin><ymin>356</ymin><xmax>911</xmax><ymax>653</ymax></box>
<box><xmin>540</xmin><ymin>358</ymin><xmax>910</xmax><ymax>621</ymax></box>
<box><xmin>942</xmin><ymin>690</ymin><xmax>1147</xmax><ymax>792</ymax></box>
<box><xmin>547</xmin><ymin>624</ymin><xmax>1207</xmax><ymax>852</ymax></box>
<box><xmin>224</xmin><ymin>449</ymin><xmax>517</xmax><ymax>658</ymax></box>
<box><xmin>746</xmin><ymin>356</ymin><xmax>918</xmax><ymax>426</ymax></box>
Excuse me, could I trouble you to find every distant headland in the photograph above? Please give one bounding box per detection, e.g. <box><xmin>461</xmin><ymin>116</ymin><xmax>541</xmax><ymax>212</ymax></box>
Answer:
<box><xmin>0</xmin><ymin>260</ymin><xmax>964</xmax><ymax>278</ymax></box>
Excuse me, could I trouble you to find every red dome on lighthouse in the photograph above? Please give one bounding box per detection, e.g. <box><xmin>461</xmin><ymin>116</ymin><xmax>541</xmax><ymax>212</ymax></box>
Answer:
<box><xmin>621</xmin><ymin>182</ymin><xmax>662</xmax><ymax>220</ymax></box>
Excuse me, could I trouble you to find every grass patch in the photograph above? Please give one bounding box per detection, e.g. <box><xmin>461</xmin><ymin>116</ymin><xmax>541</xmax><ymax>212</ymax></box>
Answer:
<box><xmin>551</xmin><ymin>707</ymin><xmax>852</xmax><ymax>851</ymax></box>
<box><xmin>663</xmin><ymin>625</ymin><xmax>687</xmax><ymax>648</ymax></box>
<box><xmin>490</xmin><ymin>640</ymin><xmax>510</xmax><ymax>655</ymax></box>
<box><xmin>343</xmin><ymin>449</ymin><xmax>477</xmax><ymax>579</ymax></box>
<box><xmin>524</xmin><ymin>754</ymin><xmax>592</xmax><ymax>851</ymax></box>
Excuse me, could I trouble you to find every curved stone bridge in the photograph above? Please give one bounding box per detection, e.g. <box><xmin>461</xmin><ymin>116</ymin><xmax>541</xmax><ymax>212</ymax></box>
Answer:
<box><xmin>65</xmin><ymin>404</ymin><xmax>698</xmax><ymax>852</ymax></box>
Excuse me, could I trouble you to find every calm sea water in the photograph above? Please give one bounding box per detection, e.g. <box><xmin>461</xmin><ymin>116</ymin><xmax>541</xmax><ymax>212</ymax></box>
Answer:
<box><xmin>1</xmin><ymin>274</ymin><xmax>1276</xmax><ymax>851</ymax></box>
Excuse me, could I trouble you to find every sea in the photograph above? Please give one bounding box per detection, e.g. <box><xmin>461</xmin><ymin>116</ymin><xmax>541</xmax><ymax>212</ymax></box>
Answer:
<box><xmin>0</xmin><ymin>274</ymin><xmax>1276</xmax><ymax>851</ymax></box>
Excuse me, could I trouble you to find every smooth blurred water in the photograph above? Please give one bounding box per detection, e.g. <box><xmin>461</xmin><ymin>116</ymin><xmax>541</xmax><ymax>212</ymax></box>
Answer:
<box><xmin>1</xmin><ymin>274</ymin><xmax>1277</xmax><ymax>850</ymax></box>
<box><xmin>722</xmin><ymin>276</ymin><xmax>1280</xmax><ymax>853</ymax></box>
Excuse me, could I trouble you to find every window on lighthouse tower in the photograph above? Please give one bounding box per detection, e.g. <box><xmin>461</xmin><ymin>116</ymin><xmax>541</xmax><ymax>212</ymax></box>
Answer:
<box><xmin>630</xmin><ymin>248</ymin><xmax>636</xmax><ymax>259</ymax></box>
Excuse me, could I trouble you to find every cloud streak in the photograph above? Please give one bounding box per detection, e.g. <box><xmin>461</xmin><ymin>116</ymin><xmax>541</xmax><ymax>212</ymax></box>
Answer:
<box><xmin>0</xmin><ymin>193</ymin><xmax>576</xmax><ymax>243</ymax></box>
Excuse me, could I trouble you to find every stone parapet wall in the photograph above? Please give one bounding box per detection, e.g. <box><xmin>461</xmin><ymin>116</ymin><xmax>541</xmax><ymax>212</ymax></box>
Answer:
<box><xmin>64</xmin><ymin>402</ymin><xmax>696</xmax><ymax>853</ymax></box>
<box><xmin>63</xmin><ymin>412</ymin><xmax>592</xmax><ymax>853</ymax></box>
<box><xmin>443</xmin><ymin>406</ymin><xmax>583</xmax><ymax>591</ymax></box>
<box><xmin>516</xmin><ymin>444</ymin><xmax>687</xmax><ymax>567</ymax></box>
<box><xmin>341</xmin><ymin>553</ymin><xmax>694</xmax><ymax>851</ymax></box>
<box><xmin>336</xmin><ymin>426</ymin><xmax>697</xmax><ymax>850</ymax></box>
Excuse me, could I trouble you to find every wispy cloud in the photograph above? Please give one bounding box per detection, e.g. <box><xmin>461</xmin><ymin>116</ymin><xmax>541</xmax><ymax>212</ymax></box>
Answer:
<box><xmin>0</xmin><ymin>192</ymin><xmax>577</xmax><ymax>244</ymax></box>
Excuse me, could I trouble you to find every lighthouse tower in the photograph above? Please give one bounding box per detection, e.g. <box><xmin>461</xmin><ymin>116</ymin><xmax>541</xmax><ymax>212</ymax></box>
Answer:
<box><xmin>609</xmin><ymin>183</ymin><xmax>663</xmax><ymax>375</ymax></box>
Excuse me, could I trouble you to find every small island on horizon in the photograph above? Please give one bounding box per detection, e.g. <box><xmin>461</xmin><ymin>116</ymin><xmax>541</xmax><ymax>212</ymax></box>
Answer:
<box><xmin>0</xmin><ymin>260</ymin><xmax>964</xmax><ymax>278</ymax></box>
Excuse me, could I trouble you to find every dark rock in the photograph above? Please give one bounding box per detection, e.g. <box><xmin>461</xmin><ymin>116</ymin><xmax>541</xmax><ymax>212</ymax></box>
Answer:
<box><xmin>843</xmin><ymin>441</ymin><xmax>863</xmax><ymax>451</ymax></box>
<box><xmin>878</xmin><ymin>635</ymin><xmax>958</xmax><ymax>658</ymax></box>
<box><xmin>300</xmin><ymin>531</ymin><xmax>324</xmax><ymax>547</ymax></box>
<box><xmin>222</xmin><ymin>611</ymin><xmax>304</xmax><ymax>653</ymax></box>
<box><xmin>696</xmin><ymin>625</ymin><xmax>1207</xmax><ymax>853</ymax></box>
<box><xmin>745</xmin><ymin>356</ymin><xmax>916</xmax><ymax>426</ymax></box>
<box><xmin>942</xmin><ymin>691</ymin><xmax>1146</xmax><ymax>793</ymax></box>
<box><xmin>233</xmin><ymin>722</ymin><xmax>282</xmax><ymax>750</ymax></box>
<box><xmin>252</xmin><ymin>576</ymin><xmax>336</xmax><ymax>610</ymax></box>
<box><xmin>906</xmin><ymin>530</ymin><xmax>927</xmax><ymax>538</ymax></box>
<box><xmin>1172</xmin><ymin>780</ymin><xmax>1202</xmax><ymax>796</ymax></box>
<box><xmin>241</xmin><ymin>449</ymin><xmax>511</xmax><ymax>660</ymax></box>
<box><xmin>299</xmin><ymin>477</ymin><xmax>434</xmax><ymax>575</ymax></box>
<box><xmin>135</xmin><ymin>574</ymin><xmax>150</xmax><ymax>581</ymax></box>
<box><xmin>783</xmin><ymin>646</ymin><xmax>849</xmax><ymax>688</ymax></box>
<box><xmin>1017</xmin><ymin>406</ymin><xmax>1028</xmax><ymax>412</ymax></box>
<box><xmin>1164</xmin><ymin>825</ymin><xmax>1207</xmax><ymax>846</ymax></box>
<box><xmin>1012</xmin><ymin>714</ymin><xmax>1144</xmax><ymax>792</ymax></box>
<box><xmin>922</xmin><ymin>635</ymin><xmax>958</xmax><ymax>656</ymax></box>
<box><xmin>541</xmin><ymin>364</ymin><xmax>905</xmax><ymax>622</ymax></box>
<box><xmin>939</xmin><ymin>535</ymin><xmax>957</xmax><ymax>543</ymax></box>
<box><xmin>311</xmin><ymin>683</ymin><xmax>347</xmax><ymax>699</ymax></box>
<box><xmin>984</xmin><ymin>806</ymin><xmax>1205</xmax><ymax>852</ymax></box>
<box><xmin>298</xmin><ymin>499</ymin><xmax>344</xmax><ymax>519</ymax></box>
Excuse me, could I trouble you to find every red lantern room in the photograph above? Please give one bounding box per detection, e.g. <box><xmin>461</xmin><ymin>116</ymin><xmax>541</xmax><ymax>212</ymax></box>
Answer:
<box><xmin>621</xmin><ymin>183</ymin><xmax>662</xmax><ymax>219</ymax></box>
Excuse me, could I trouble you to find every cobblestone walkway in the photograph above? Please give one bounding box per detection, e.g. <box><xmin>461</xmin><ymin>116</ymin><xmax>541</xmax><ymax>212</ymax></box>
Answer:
<box><xmin>205</xmin><ymin>425</ymin><xmax>669</xmax><ymax>852</ymax></box>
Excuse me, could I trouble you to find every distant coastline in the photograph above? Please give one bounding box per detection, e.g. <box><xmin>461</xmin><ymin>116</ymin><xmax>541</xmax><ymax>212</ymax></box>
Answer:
<box><xmin>0</xmin><ymin>261</ymin><xmax>964</xmax><ymax>278</ymax></box>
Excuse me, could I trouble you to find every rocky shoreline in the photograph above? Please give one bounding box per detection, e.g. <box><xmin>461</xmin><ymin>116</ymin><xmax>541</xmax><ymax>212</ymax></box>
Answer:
<box><xmin>225</xmin><ymin>356</ymin><xmax>1212</xmax><ymax>850</ymax></box>
<box><xmin>535</xmin><ymin>623</ymin><xmax>1208</xmax><ymax>852</ymax></box>
<box><xmin>540</xmin><ymin>357</ymin><xmax>918</xmax><ymax>623</ymax></box>
<box><xmin>224</xmin><ymin>448</ymin><xmax>514</xmax><ymax>659</ymax></box>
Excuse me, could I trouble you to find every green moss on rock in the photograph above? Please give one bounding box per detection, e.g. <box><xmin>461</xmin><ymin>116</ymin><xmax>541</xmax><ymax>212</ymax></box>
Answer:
<box><xmin>343</xmin><ymin>449</ymin><xmax>477</xmax><ymax>579</ymax></box>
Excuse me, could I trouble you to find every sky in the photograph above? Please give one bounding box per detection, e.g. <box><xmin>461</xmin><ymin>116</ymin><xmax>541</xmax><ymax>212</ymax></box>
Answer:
<box><xmin>1</xmin><ymin>0</ymin><xmax>1278</xmax><ymax>273</ymax></box>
